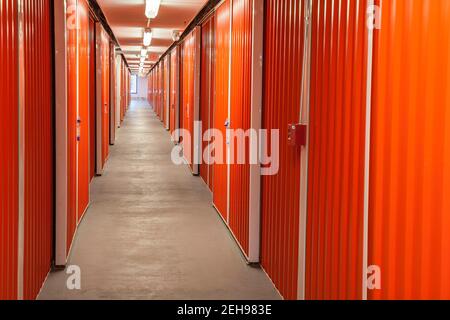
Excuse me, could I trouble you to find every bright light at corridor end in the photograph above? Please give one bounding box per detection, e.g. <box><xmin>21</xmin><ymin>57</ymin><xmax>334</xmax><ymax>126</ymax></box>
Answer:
<box><xmin>145</xmin><ymin>0</ymin><xmax>161</xmax><ymax>19</ymax></box>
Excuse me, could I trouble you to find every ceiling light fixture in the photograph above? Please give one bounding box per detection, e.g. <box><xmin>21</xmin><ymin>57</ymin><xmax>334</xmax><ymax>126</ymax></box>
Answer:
<box><xmin>143</xmin><ymin>28</ymin><xmax>153</xmax><ymax>46</ymax></box>
<box><xmin>141</xmin><ymin>48</ymin><xmax>148</xmax><ymax>57</ymax></box>
<box><xmin>145</xmin><ymin>0</ymin><xmax>161</xmax><ymax>19</ymax></box>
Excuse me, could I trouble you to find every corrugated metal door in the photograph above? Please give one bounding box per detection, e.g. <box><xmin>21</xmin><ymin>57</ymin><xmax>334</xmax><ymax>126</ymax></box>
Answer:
<box><xmin>77</xmin><ymin>0</ymin><xmax>90</xmax><ymax>222</ymax></box>
<box><xmin>0</xmin><ymin>0</ymin><xmax>19</xmax><ymax>300</ymax></box>
<box><xmin>89</xmin><ymin>16</ymin><xmax>96</xmax><ymax>181</ymax></box>
<box><xmin>200</xmin><ymin>15</ymin><xmax>215</xmax><ymax>188</ymax></box>
<box><xmin>369</xmin><ymin>0</ymin><xmax>450</xmax><ymax>300</ymax></box>
<box><xmin>170</xmin><ymin>48</ymin><xmax>179</xmax><ymax>134</ymax></box>
<box><xmin>228</xmin><ymin>0</ymin><xmax>253</xmax><ymax>257</ymax></box>
<box><xmin>164</xmin><ymin>57</ymin><xmax>170</xmax><ymax>128</ymax></box>
<box><xmin>66</xmin><ymin>0</ymin><xmax>78</xmax><ymax>252</ymax></box>
<box><xmin>23</xmin><ymin>0</ymin><xmax>54</xmax><ymax>300</ymax></box>
<box><xmin>261</xmin><ymin>0</ymin><xmax>304</xmax><ymax>300</ymax></box>
<box><xmin>181</xmin><ymin>32</ymin><xmax>196</xmax><ymax>170</ymax></box>
<box><xmin>101</xmin><ymin>30</ymin><xmax>110</xmax><ymax>166</ymax></box>
<box><xmin>305</xmin><ymin>0</ymin><xmax>368</xmax><ymax>300</ymax></box>
<box><xmin>109</xmin><ymin>42</ymin><xmax>116</xmax><ymax>144</ymax></box>
<box><xmin>213</xmin><ymin>0</ymin><xmax>231</xmax><ymax>220</ymax></box>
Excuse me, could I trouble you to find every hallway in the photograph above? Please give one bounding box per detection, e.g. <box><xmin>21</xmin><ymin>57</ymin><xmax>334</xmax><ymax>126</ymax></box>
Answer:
<box><xmin>39</xmin><ymin>100</ymin><xmax>280</xmax><ymax>300</ymax></box>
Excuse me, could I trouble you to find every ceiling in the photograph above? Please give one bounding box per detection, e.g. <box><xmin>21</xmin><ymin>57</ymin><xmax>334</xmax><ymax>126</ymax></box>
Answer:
<box><xmin>96</xmin><ymin>0</ymin><xmax>208</xmax><ymax>74</ymax></box>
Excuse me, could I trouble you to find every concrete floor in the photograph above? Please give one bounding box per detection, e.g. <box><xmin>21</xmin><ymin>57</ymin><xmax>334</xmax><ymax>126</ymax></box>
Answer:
<box><xmin>39</xmin><ymin>100</ymin><xmax>281</xmax><ymax>300</ymax></box>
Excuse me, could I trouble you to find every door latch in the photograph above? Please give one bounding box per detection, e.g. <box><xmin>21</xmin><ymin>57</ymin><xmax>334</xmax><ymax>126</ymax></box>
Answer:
<box><xmin>288</xmin><ymin>123</ymin><xmax>307</xmax><ymax>147</ymax></box>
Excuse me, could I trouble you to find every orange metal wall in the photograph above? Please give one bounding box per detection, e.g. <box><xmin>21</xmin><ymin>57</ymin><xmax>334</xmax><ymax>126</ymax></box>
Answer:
<box><xmin>261</xmin><ymin>0</ymin><xmax>304</xmax><ymax>300</ymax></box>
<box><xmin>200</xmin><ymin>15</ymin><xmax>216</xmax><ymax>189</ymax></box>
<box><xmin>66</xmin><ymin>0</ymin><xmax>78</xmax><ymax>252</ymax></box>
<box><xmin>212</xmin><ymin>0</ymin><xmax>230</xmax><ymax>220</ymax></box>
<box><xmin>369</xmin><ymin>0</ymin><xmax>450</xmax><ymax>300</ymax></box>
<box><xmin>23</xmin><ymin>0</ymin><xmax>54</xmax><ymax>300</ymax></box>
<box><xmin>181</xmin><ymin>32</ymin><xmax>196</xmax><ymax>169</ymax></box>
<box><xmin>77</xmin><ymin>0</ymin><xmax>90</xmax><ymax>222</ymax></box>
<box><xmin>305</xmin><ymin>0</ymin><xmax>368</xmax><ymax>300</ymax></box>
<box><xmin>228</xmin><ymin>0</ymin><xmax>253</xmax><ymax>257</ymax></box>
<box><xmin>0</xmin><ymin>0</ymin><xmax>18</xmax><ymax>300</ymax></box>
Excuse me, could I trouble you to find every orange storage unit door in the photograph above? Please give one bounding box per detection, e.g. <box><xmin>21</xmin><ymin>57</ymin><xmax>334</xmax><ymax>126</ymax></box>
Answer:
<box><xmin>200</xmin><ymin>15</ymin><xmax>216</xmax><ymax>190</ymax></box>
<box><xmin>213</xmin><ymin>0</ymin><xmax>231</xmax><ymax>221</ymax></box>
<box><xmin>181</xmin><ymin>31</ymin><xmax>198</xmax><ymax>172</ymax></box>
<box><xmin>101</xmin><ymin>29</ymin><xmax>110</xmax><ymax>166</ymax></box>
<box><xmin>0</xmin><ymin>0</ymin><xmax>19</xmax><ymax>300</ymax></box>
<box><xmin>89</xmin><ymin>16</ymin><xmax>96</xmax><ymax>181</ymax></box>
<box><xmin>261</xmin><ymin>0</ymin><xmax>305</xmax><ymax>300</ymax></box>
<box><xmin>170</xmin><ymin>48</ymin><xmax>179</xmax><ymax>135</ymax></box>
<box><xmin>305</xmin><ymin>0</ymin><xmax>369</xmax><ymax>300</ymax></box>
<box><xmin>77</xmin><ymin>0</ymin><xmax>91</xmax><ymax>222</ymax></box>
<box><xmin>23</xmin><ymin>0</ymin><xmax>54</xmax><ymax>300</ymax></box>
<box><xmin>369</xmin><ymin>0</ymin><xmax>450</xmax><ymax>300</ymax></box>
<box><xmin>228</xmin><ymin>0</ymin><xmax>253</xmax><ymax>258</ymax></box>
<box><xmin>164</xmin><ymin>57</ymin><xmax>170</xmax><ymax>129</ymax></box>
<box><xmin>66</xmin><ymin>0</ymin><xmax>78</xmax><ymax>252</ymax></box>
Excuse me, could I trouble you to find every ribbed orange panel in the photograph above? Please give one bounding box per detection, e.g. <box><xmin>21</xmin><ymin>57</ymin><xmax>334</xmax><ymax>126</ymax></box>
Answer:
<box><xmin>23</xmin><ymin>0</ymin><xmax>54</xmax><ymax>300</ymax></box>
<box><xmin>181</xmin><ymin>32</ymin><xmax>196</xmax><ymax>169</ymax></box>
<box><xmin>228</xmin><ymin>0</ymin><xmax>253</xmax><ymax>256</ymax></box>
<box><xmin>157</xmin><ymin>65</ymin><xmax>161</xmax><ymax>117</ymax></box>
<box><xmin>101</xmin><ymin>29</ymin><xmax>110</xmax><ymax>166</ymax></box>
<box><xmin>164</xmin><ymin>57</ymin><xmax>169</xmax><ymax>127</ymax></box>
<box><xmin>161</xmin><ymin>65</ymin><xmax>163</xmax><ymax>119</ymax></box>
<box><xmin>213</xmin><ymin>0</ymin><xmax>230</xmax><ymax>220</ymax></box>
<box><xmin>110</xmin><ymin>42</ymin><xmax>116</xmax><ymax>142</ymax></box>
<box><xmin>89</xmin><ymin>16</ymin><xmax>96</xmax><ymax>181</ymax></box>
<box><xmin>120</xmin><ymin>63</ymin><xmax>124</xmax><ymax>121</ymax></box>
<box><xmin>77</xmin><ymin>0</ymin><xmax>90</xmax><ymax>221</ymax></box>
<box><xmin>170</xmin><ymin>48</ymin><xmax>178</xmax><ymax>134</ymax></box>
<box><xmin>200</xmin><ymin>16</ymin><xmax>215</xmax><ymax>188</ymax></box>
<box><xmin>0</xmin><ymin>0</ymin><xmax>18</xmax><ymax>300</ymax></box>
<box><xmin>369</xmin><ymin>0</ymin><xmax>450</xmax><ymax>300</ymax></box>
<box><xmin>66</xmin><ymin>0</ymin><xmax>78</xmax><ymax>253</ymax></box>
<box><xmin>306</xmin><ymin>0</ymin><xmax>368</xmax><ymax>300</ymax></box>
<box><xmin>261</xmin><ymin>0</ymin><xmax>304</xmax><ymax>300</ymax></box>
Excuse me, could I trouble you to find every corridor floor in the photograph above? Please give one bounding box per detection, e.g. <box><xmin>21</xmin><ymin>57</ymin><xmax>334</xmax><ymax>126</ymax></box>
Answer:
<box><xmin>39</xmin><ymin>100</ymin><xmax>281</xmax><ymax>300</ymax></box>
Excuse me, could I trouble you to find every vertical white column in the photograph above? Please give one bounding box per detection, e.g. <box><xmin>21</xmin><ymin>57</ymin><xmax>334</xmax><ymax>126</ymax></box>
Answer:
<box><xmin>248</xmin><ymin>0</ymin><xmax>264</xmax><ymax>264</ymax></box>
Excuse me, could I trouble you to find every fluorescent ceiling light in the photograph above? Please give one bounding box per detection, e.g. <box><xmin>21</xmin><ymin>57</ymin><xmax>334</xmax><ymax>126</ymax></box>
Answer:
<box><xmin>141</xmin><ymin>48</ymin><xmax>148</xmax><ymax>57</ymax></box>
<box><xmin>143</xmin><ymin>28</ymin><xmax>153</xmax><ymax>46</ymax></box>
<box><xmin>145</xmin><ymin>0</ymin><xmax>161</xmax><ymax>19</ymax></box>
